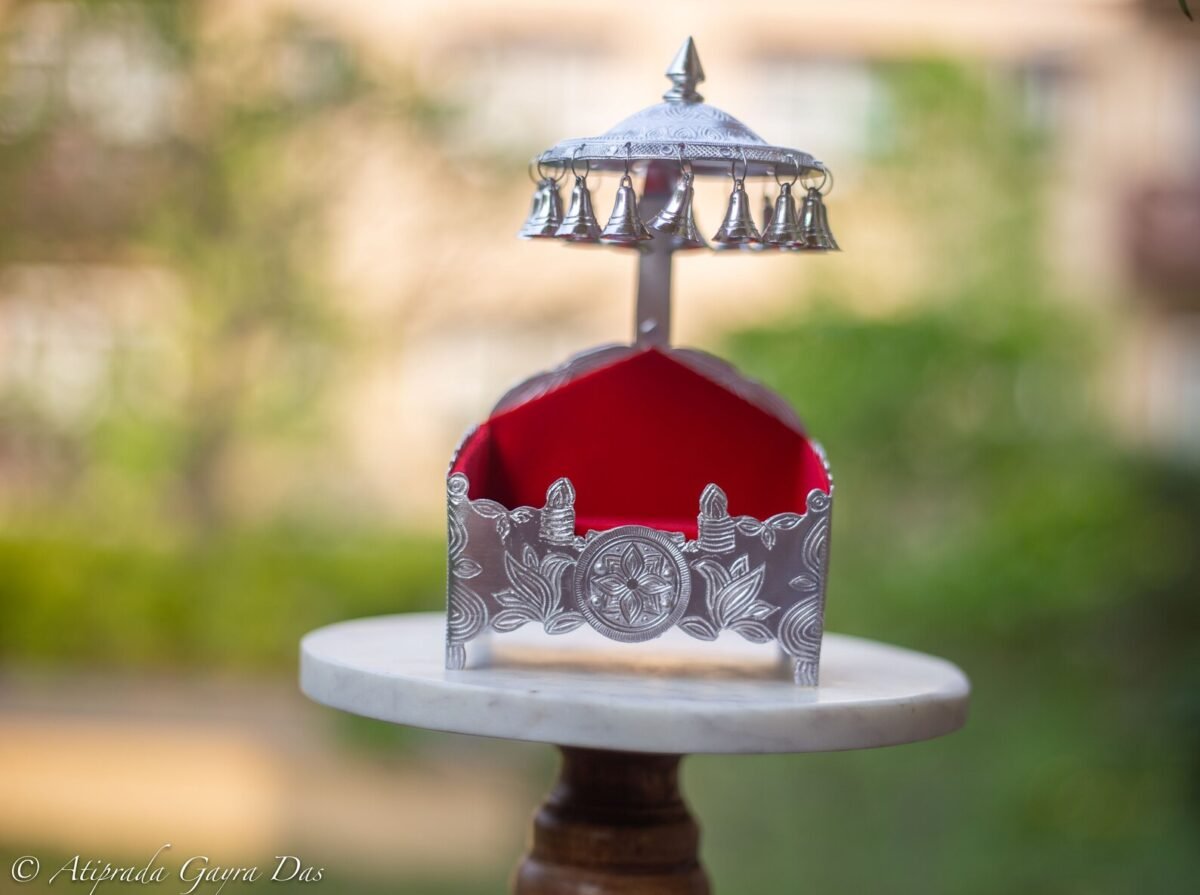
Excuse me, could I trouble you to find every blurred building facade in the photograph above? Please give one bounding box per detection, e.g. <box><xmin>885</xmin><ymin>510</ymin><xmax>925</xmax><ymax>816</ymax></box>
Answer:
<box><xmin>0</xmin><ymin>0</ymin><xmax>1197</xmax><ymax>526</ymax></box>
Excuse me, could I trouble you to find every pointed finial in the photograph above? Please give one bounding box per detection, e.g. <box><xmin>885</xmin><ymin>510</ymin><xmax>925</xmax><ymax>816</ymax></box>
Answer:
<box><xmin>699</xmin><ymin>483</ymin><xmax>728</xmax><ymax>519</ymax></box>
<box><xmin>545</xmin><ymin>477</ymin><xmax>576</xmax><ymax>509</ymax></box>
<box><xmin>663</xmin><ymin>37</ymin><xmax>705</xmax><ymax>104</ymax></box>
<box><xmin>539</xmin><ymin>477</ymin><xmax>576</xmax><ymax>545</ymax></box>
<box><xmin>697</xmin><ymin>483</ymin><xmax>735</xmax><ymax>554</ymax></box>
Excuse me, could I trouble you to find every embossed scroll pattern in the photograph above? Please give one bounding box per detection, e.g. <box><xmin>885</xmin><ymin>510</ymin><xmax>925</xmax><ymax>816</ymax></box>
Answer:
<box><xmin>444</xmin><ymin>473</ymin><xmax>832</xmax><ymax>684</ymax></box>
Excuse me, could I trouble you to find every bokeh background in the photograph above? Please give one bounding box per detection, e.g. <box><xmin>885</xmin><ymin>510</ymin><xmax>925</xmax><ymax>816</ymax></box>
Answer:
<box><xmin>2</xmin><ymin>1</ymin><xmax>1199</xmax><ymax>892</ymax></box>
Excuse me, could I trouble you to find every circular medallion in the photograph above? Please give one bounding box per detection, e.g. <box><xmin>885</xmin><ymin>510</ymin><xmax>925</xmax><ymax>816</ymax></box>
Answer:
<box><xmin>573</xmin><ymin>526</ymin><xmax>690</xmax><ymax>642</ymax></box>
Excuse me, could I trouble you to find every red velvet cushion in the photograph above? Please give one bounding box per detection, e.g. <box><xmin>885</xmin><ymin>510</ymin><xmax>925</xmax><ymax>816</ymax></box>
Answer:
<box><xmin>451</xmin><ymin>347</ymin><xmax>829</xmax><ymax>537</ymax></box>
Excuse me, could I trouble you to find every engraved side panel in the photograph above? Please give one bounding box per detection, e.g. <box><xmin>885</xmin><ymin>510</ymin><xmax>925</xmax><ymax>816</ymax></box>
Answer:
<box><xmin>445</xmin><ymin>473</ymin><xmax>488</xmax><ymax>669</ymax></box>
<box><xmin>442</xmin><ymin>472</ymin><xmax>833</xmax><ymax>686</ymax></box>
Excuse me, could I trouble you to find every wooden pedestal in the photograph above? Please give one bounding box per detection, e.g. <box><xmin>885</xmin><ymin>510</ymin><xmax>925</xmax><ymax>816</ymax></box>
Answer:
<box><xmin>513</xmin><ymin>747</ymin><xmax>709</xmax><ymax>895</ymax></box>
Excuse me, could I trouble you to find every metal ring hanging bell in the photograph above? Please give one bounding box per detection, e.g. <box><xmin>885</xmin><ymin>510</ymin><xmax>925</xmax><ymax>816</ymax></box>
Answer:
<box><xmin>599</xmin><ymin>174</ymin><xmax>652</xmax><ymax>247</ymax></box>
<box><xmin>519</xmin><ymin>178</ymin><xmax>564</xmax><ymax>239</ymax></box>
<box><xmin>555</xmin><ymin>174</ymin><xmax>601</xmax><ymax>242</ymax></box>
<box><xmin>711</xmin><ymin>176</ymin><xmax>761</xmax><ymax>246</ymax></box>
<box><xmin>648</xmin><ymin>172</ymin><xmax>708</xmax><ymax>251</ymax></box>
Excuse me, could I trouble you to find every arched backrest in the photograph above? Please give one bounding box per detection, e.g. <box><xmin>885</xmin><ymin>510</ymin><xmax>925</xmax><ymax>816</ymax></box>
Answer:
<box><xmin>451</xmin><ymin>348</ymin><xmax>829</xmax><ymax>536</ymax></box>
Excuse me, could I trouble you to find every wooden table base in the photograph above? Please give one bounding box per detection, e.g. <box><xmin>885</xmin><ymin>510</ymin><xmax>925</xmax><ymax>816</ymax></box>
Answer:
<box><xmin>513</xmin><ymin>747</ymin><xmax>710</xmax><ymax>895</ymax></box>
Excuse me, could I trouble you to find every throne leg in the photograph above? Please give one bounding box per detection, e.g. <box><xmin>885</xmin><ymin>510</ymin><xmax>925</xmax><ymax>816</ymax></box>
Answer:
<box><xmin>794</xmin><ymin>659</ymin><xmax>819</xmax><ymax>686</ymax></box>
<box><xmin>513</xmin><ymin>746</ymin><xmax>711</xmax><ymax>895</ymax></box>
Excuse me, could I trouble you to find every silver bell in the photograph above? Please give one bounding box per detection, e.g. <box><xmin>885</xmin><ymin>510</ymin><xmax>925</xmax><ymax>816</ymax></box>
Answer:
<box><xmin>555</xmin><ymin>175</ymin><xmax>601</xmax><ymax>242</ymax></box>
<box><xmin>815</xmin><ymin>193</ymin><xmax>840</xmax><ymax>251</ymax></box>
<box><xmin>649</xmin><ymin>171</ymin><xmax>691</xmax><ymax>233</ymax></box>
<box><xmin>517</xmin><ymin>180</ymin><xmax>545</xmax><ymax>239</ymax></box>
<box><xmin>745</xmin><ymin>191</ymin><xmax>775</xmax><ymax>252</ymax></box>
<box><xmin>711</xmin><ymin>177</ymin><xmax>760</xmax><ymax>246</ymax></box>
<box><xmin>763</xmin><ymin>182</ymin><xmax>805</xmax><ymax>248</ymax></box>
<box><xmin>649</xmin><ymin>173</ymin><xmax>708</xmax><ymax>251</ymax></box>
<box><xmin>798</xmin><ymin>187</ymin><xmax>838</xmax><ymax>251</ymax></box>
<box><xmin>726</xmin><ymin>193</ymin><xmax>774</xmax><ymax>252</ymax></box>
<box><xmin>734</xmin><ymin>190</ymin><xmax>772</xmax><ymax>250</ymax></box>
<box><xmin>519</xmin><ymin>178</ymin><xmax>564</xmax><ymax>239</ymax></box>
<box><xmin>600</xmin><ymin>174</ymin><xmax>652</xmax><ymax>247</ymax></box>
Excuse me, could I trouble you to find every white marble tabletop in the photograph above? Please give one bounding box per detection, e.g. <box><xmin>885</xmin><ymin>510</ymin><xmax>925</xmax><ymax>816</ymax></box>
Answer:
<box><xmin>300</xmin><ymin>613</ymin><xmax>969</xmax><ymax>755</ymax></box>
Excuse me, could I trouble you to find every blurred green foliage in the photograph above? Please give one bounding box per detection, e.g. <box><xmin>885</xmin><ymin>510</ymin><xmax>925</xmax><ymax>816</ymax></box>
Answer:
<box><xmin>0</xmin><ymin>2</ymin><xmax>456</xmax><ymax>536</ymax></box>
<box><xmin>0</xmin><ymin>3</ymin><xmax>450</xmax><ymax>677</ymax></box>
<box><xmin>0</xmin><ymin>529</ymin><xmax>443</xmax><ymax>669</ymax></box>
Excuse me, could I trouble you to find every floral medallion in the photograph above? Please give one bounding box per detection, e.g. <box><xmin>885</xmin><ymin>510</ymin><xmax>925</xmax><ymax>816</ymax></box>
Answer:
<box><xmin>573</xmin><ymin>526</ymin><xmax>690</xmax><ymax>642</ymax></box>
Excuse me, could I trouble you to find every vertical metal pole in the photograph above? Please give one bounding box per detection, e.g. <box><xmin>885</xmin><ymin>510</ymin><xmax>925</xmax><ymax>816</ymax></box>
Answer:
<box><xmin>634</xmin><ymin>161</ymin><xmax>677</xmax><ymax>347</ymax></box>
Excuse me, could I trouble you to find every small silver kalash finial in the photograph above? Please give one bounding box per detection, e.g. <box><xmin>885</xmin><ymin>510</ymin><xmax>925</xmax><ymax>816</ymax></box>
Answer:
<box><xmin>697</xmin><ymin>484</ymin><xmax>736</xmax><ymax>553</ymax></box>
<box><xmin>538</xmin><ymin>478</ymin><xmax>577</xmax><ymax>544</ymax></box>
<box><xmin>663</xmin><ymin>36</ymin><xmax>705</xmax><ymax>104</ymax></box>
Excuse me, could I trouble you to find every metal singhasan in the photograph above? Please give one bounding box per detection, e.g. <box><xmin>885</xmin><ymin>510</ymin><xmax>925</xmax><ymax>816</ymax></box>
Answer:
<box><xmin>445</xmin><ymin>39</ymin><xmax>842</xmax><ymax>685</ymax></box>
<box><xmin>444</xmin><ymin>345</ymin><xmax>834</xmax><ymax>687</ymax></box>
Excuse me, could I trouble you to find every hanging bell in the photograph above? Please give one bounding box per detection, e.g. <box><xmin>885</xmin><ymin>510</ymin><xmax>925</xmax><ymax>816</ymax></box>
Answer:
<box><xmin>518</xmin><ymin>178</ymin><xmax>564</xmax><ymax>239</ymax></box>
<box><xmin>718</xmin><ymin>188</ymin><xmax>775</xmax><ymax>251</ymax></box>
<box><xmin>711</xmin><ymin>177</ymin><xmax>760</xmax><ymax>247</ymax></box>
<box><xmin>815</xmin><ymin>193</ymin><xmax>840</xmax><ymax>251</ymax></box>
<box><xmin>600</xmin><ymin>174</ymin><xmax>652</xmax><ymax>247</ymax></box>
<box><xmin>734</xmin><ymin>190</ymin><xmax>772</xmax><ymax>250</ymax></box>
<box><xmin>649</xmin><ymin>171</ymin><xmax>691</xmax><ymax>233</ymax></box>
<box><xmin>649</xmin><ymin>172</ymin><xmax>708</xmax><ymax>250</ymax></box>
<box><xmin>763</xmin><ymin>182</ymin><xmax>805</xmax><ymax>248</ymax></box>
<box><xmin>798</xmin><ymin>186</ymin><xmax>838</xmax><ymax>251</ymax></box>
<box><xmin>555</xmin><ymin>175</ymin><xmax>601</xmax><ymax>242</ymax></box>
<box><xmin>744</xmin><ymin>189</ymin><xmax>772</xmax><ymax>249</ymax></box>
<box><xmin>517</xmin><ymin>180</ymin><xmax>546</xmax><ymax>239</ymax></box>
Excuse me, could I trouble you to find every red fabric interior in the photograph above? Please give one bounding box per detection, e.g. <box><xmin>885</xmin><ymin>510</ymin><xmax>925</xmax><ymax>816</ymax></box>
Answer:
<box><xmin>451</xmin><ymin>347</ymin><xmax>830</xmax><ymax>537</ymax></box>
